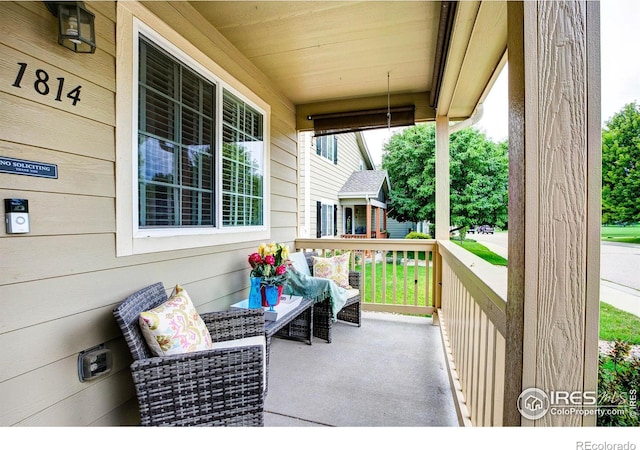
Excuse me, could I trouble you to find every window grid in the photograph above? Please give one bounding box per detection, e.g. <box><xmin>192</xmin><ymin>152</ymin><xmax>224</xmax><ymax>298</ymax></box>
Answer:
<box><xmin>138</xmin><ymin>37</ymin><xmax>216</xmax><ymax>228</ymax></box>
<box><xmin>321</xmin><ymin>203</ymin><xmax>334</xmax><ymax>236</ymax></box>
<box><xmin>316</xmin><ymin>135</ymin><xmax>337</xmax><ymax>163</ymax></box>
<box><xmin>222</xmin><ymin>90</ymin><xmax>264</xmax><ymax>227</ymax></box>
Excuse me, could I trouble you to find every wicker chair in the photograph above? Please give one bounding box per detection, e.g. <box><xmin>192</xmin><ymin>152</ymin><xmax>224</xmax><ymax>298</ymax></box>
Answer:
<box><xmin>304</xmin><ymin>252</ymin><xmax>362</xmax><ymax>343</ymax></box>
<box><xmin>113</xmin><ymin>282</ymin><xmax>265</xmax><ymax>426</ymax></box>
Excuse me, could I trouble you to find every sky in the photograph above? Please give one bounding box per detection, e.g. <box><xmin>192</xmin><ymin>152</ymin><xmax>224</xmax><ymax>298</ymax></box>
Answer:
<box><xmin>364</xmin><ymin>0</ymin><xmax>640</xmax><ymax>166</ymax></box>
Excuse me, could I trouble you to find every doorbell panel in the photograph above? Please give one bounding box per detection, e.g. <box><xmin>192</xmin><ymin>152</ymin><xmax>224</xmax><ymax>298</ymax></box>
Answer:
<box><xmin>5</xmin><ymin>198</ymin><xmax>30</xmax><ymax>234</ymax></box>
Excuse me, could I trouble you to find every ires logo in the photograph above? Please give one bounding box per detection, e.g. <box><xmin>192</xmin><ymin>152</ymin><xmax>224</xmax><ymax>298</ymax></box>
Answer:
<box><xmin>517</xmin><ymin>388</ymin><xmax>598</xmax><ymax>420</ymax></box>
<box><xmin>550</xmin><ymin>390</ymin><xmax>598</xmax><ymax>406</ymax></box>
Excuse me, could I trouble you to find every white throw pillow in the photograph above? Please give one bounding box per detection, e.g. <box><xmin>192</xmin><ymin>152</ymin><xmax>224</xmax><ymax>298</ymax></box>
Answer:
<box><xmin>288</xmin><ymin>251</ymin><xmax>312</xmax><ymax>276</ymax></box>
<box><xmin>139</xmin><ymin>285</ymin><xmax>214</xmax><ymax>357</ymax></box>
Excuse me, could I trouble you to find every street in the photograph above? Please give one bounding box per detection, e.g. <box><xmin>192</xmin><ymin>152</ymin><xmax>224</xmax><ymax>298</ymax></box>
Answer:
<box><xmin>472</xmin><ymin>231</ymin><xmax>640</xmax><ymax>293</ymax></box>
<box><xmin>600</xmin><ymin>241</ymin><xmax>640</xmax><ymax>291</ymax></box>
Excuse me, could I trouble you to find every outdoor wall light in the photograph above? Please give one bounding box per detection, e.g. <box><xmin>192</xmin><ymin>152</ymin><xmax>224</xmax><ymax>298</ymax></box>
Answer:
<box><xmin>44</xmin><ymin>1</ymin><xmax>96</xmax><ymax>53</ymax></box>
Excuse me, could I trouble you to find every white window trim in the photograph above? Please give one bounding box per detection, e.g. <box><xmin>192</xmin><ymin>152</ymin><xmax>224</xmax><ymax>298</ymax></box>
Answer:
<box><xmin>116</xmin><ymin>4</ymin><xmax>271</xmax><ymax>256</ymax></box>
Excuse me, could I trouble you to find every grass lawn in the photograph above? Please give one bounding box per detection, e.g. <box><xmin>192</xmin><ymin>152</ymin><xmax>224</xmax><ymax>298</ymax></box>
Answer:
<box><xmin>354</xmin><ymin>241</ymin><xmax>638</xmax><ymax>345</ymax></box>
<box><xmin>601</xmin><ymin>224</ymin><xmax>640</xmax><ymax>244</ymax></box>
<box><xmin>599</xmin><ymin>301</ymin><xmax>640</xmax><ymax>345</ymax></box>
<box><xmin>356</xmin><ymin>260</ymin><xmax>432</xmax><ymax>306</ymax></box>
<box><xmin>452</xmin><ymin>239</ymin><xmax>508</xmax><ymax>266</ymax></box>
<box><xmin>447</xmin><ymin>238</ymin><xmax>639</xmax><ymax>344</ymax></box>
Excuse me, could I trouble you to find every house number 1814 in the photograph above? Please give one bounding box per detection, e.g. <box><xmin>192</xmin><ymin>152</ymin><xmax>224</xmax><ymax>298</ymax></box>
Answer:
<box><xmin>12</xmin><ymin>62</ymin><xmax>82</xmax><ymax>106</ymax></box>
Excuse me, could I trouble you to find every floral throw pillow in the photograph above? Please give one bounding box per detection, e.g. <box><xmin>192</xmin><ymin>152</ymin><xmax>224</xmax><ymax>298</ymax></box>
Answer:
<box><xmin>313</xmin><ymin>252</ymin><xmax>351</xmax><ymax>289</ymax></box>
<box><xmin>139</xmin><ymin>285</ymin><xmax>213</xmax><ymax>357</ymax></box>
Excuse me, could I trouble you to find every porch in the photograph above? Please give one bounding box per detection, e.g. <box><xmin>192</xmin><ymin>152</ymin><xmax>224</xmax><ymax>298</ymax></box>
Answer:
<box><xmin>264</xmin><ymin>311</ymin><xmax>459</xmax><ymax>426</ymax></box>
<box><xmin>274</xmin><ymin>237</ymin><xmax>508</xmax><ymax>426</ymax></box>
<box><xmin>0</xmin><ymin>1</ymin><xmax>602</xmax><ymax>429</ymax></box>
<box><xmin>340</xmin><ymin>230</ymin><xmax>388</xmax><ymax>239</ymax></box>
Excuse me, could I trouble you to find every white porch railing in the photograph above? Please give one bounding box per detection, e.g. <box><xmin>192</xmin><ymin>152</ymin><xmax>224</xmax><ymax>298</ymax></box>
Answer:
<box><xmin>294</xmin><ymin>238</ymin><xmax>437</xmax><ymax>316</ymax></box>
<box><xmin>438</xmin><ymin>240</ymin><xmax>508</xmax><ymax>426</ymax></box>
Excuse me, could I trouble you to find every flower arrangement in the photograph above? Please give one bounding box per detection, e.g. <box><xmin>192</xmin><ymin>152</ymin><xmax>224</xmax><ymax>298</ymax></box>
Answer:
<box><xmin>248</xmin><ymin>242</ymin><xmax>290</xmax><ymax>287</ymax></box>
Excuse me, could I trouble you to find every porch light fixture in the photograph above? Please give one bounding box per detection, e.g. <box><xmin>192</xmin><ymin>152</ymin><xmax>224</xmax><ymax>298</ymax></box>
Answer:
<box><xmin>307</xmin><ymin>105</ymin><xmax>415</xmax><ymax>137</ymax></box>
<box><xmin>44</xmin><ymin>1</ymin><xmax>96</xmax><ymax>53</ymax></box>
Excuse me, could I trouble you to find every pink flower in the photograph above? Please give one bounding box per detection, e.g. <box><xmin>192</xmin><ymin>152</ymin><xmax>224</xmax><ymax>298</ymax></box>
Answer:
<box><xmin>248</xmin><ymin>253</ymin><xmax>263</xmax><ymax>267</ymax></box>
<box><xmin>265</xmin><ymin>255</ymin><xmax>276</xmax><ymax>265</ymax></box>
<box><xmin>275</xmin><ymin>265</ymin><xmax>287</xmax><ymax>276</ymax></box>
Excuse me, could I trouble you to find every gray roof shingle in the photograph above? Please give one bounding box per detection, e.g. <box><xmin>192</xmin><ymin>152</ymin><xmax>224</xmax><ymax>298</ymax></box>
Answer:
<box><xmin>338</xmin><ymin>170</ymin><xmax>389</xmax><ymax>196</ymax></box>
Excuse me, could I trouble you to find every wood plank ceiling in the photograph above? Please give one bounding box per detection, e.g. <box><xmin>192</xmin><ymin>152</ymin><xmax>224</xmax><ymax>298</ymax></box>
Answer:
<box><xmin>189</xmin><ymin>1</ymin><xmax>507</xmax><ymax>131</ymax></box>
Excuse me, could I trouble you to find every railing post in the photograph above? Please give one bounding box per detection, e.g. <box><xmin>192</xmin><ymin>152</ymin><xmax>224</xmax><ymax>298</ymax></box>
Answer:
<box><xmin>432</xmin><ymin>245</ymin><xmax>442</xmax><ymax>325</ymax></box>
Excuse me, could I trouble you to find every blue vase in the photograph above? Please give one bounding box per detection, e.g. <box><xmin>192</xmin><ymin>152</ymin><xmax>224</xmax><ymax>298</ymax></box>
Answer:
<box><xmin>264</xmin><ymin>285</ymin><xmax>279</xmax><ymax>312</ymax></box>
<box><xmin>248</xmin><ymin>277</ymin><xmax>262</xmax><ymax>309</ymax></box>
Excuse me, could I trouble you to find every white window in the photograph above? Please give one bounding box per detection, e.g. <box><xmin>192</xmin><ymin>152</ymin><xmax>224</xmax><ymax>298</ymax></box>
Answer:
<box><xmin>138</xmin><ymin>37</ymin><xmax>218</xmax><ymax>228</ymax></box>
<box><xmin>321</xmin><ymin>203</ymin><xmax>334</xmax><ymax>236</ymax></box>
<box><xmin>221</xmin><ymin>92</ymin><xmax>265</xmax><ymax>227</ymax></box>
<box><xmin>317</xmin><ymin>201</ymin><xmax>335</xmax><ymax>237</ymax></box>
<box><xmin>316</xmin><ymin>135</ymin><xmax>338</xmax><ymax>164</ymax></box>
<box><xmin>116</xmin><ymin>11</ymin><xmax>270</xmax><ymax>255</ymax></box>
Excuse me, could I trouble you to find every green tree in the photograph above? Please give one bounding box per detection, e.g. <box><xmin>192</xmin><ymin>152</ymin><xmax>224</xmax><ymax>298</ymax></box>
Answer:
<box><xmin>381</xmin><ymin>124</ymin><xmax>508</xmax><ymax>229</ymax></box>
<box><xmin>602</xmin><ymin>102</ymin><xmax>640</xmax><ymax>224</ymax></box>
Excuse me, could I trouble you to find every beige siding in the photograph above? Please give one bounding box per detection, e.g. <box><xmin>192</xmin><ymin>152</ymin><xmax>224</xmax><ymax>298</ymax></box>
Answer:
<box><xmin>300</xmin><ymin>132</ymin><xmax>369</xmax><ymax>238</ymax></box>
<box><xmin>0</xmin><ymin>1</ymin><xmax>297</xmax><ymax>426</ymax></box>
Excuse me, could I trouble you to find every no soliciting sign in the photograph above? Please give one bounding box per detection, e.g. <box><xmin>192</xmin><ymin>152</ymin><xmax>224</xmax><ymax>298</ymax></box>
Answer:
<box><xmin>0</xmin><ymin>156</ymin><xmax>58</xmax><ymax>179</ymax></box>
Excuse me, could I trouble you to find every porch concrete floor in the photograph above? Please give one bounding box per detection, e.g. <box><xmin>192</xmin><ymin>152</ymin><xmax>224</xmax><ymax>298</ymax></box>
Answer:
<box><xmin>264</xmin><ymin>311</ymin><xmax>460</xmax><ymax>427</ymax></box>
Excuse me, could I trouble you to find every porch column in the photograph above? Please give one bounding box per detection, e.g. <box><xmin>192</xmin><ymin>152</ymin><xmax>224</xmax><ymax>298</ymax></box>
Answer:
<box><xmin>435</xmin><ymin>115</ymin><xmax>450</xmax><ymax>240</ymax></box>
<box><xmin>383</xmin><ymin>209</ymin><xmax>387</xmax><ymax>235</ymax></box>
<box><xmin>375</xmin><ymin>207</ymin><xmax>381</xmax><ymax>238</ymax></box>
<box><xmin>366</xmin><ymin>203</ymin><xmax>372</xmax><ymax>238</ymax></box>
<box><xmin>505</xmin><ymin>1</ymin><xmax>600</xmax><ymax>426</ymax></box>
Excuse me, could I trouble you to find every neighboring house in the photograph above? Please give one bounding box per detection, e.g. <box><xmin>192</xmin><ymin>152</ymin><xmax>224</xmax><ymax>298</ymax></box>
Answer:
<box><xmin>338</xmin><ymin>169</ymin><xmax>390</xmax><ymax>238</ymax></box>
<box><xmin>385</xmin><ymin>217</ymin><xmax>431</xmax><ymax>239</ymax></box>
<box><xmin>298</xmin><ymin>131</ymin><xmax>390</xmax><ymax>239</ymax></box>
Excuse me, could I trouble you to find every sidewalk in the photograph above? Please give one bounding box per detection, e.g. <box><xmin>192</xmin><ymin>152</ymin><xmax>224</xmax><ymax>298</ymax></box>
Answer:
<box><xmin>600</xmin><ymin>280</ymin><xmax>640</xmax><ymax>318</ymax></box>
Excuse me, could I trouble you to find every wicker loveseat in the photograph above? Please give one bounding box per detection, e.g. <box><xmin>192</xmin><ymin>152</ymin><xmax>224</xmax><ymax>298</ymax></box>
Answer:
<box><xmin>301</xmin><ymin>252</ymin><xmax>362</xmax><ymax>343</ymax></box>
<box><xmin>113</xmin><ymin>282</ymin><xmax>265</xmax><ymax>426</ymax></box>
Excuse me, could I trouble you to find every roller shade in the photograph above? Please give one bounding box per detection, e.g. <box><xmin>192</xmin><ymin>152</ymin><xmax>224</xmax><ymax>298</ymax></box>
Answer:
<box><xmin>309</xmin><ymin>106</ymin><xmax>415</xmax><ymax>137</ymax></box>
